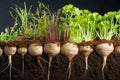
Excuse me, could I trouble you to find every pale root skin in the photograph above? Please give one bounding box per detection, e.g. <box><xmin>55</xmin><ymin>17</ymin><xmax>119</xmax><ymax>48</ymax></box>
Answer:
<box><xmin>3</xmin><ymin>46</ymin><xmax>17</xmax><ymax>80</ymax></box>
<box><xmin>95</xmin><ymin>43</ymin><xmax>114</xmax><ymax>80</ymax></box>
<box><xmin>17</xmin><ymin>47</ymin><xmax>27</xmax><ymax>56</ymax></box>
<box><xmin>66</xmin><ymin>61</ymin><xmax>71</xmax><ymax>79</ymax></box>
<box><xmin>61</xmin><ymin>42</ymin><xmax>78</xmax><ymax>80</ymax></box>
<box><xmin>28</xmin><ymin>43</ymin><xmax>43</xmax><ymax>56</ymax></box>
<box><xmin>0</xmin><ymin>47</ymin><xmax>3</xmax><ymax>57</ymax></box>
<box><xmin>44</xmin><ymin>42</ymin><xmax>60</xmax><ymax>80</ymax></box>
<box><xmin>79</xmin><ymin>45</ymin><xmax>93</xmax><ymax>75</ymax></box>
<box><xmin>17</xmin><ymin>47</ymin><xmax>27</xmax><ymax>76</ymax></box>
<box><xmin>28</xmin><ymin>43</ymin><xmax>44</xmax><ymax>76</ymax></box>
<box><xmin>4</xmin><ymin>46</ymin><xmax>16</xmax><ymax>55</ymax></box>
<box><xmin>44</xmin><ymin>42</ymin><xmax>60</xmax><ymax>57</ymax></box>
<box><xmin>115</xmin><ymin>46</ymin><xmax>120</xmax><ymax>54</ymax></box>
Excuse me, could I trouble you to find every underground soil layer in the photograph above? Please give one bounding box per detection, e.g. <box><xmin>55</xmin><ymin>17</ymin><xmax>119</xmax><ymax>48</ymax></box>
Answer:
<box><xmin>0</xmin><ymin>39</ymin><xmax>120</xmax><ymax>80</ymax></box>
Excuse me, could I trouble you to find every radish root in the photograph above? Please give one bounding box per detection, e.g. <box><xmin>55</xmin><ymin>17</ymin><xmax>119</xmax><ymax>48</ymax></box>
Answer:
<box><xmin>37</xmin><ymin>58</ymin><xmax>44</xmax><ymax>77</ymax></box>
<box><xmin>39</xmin><ymin>57</ymin><xmax>49</xmax><ymax>64</ymax></box>
<box><xmin>21</xmin><ymin>55</ymin><xmax>24</xmax><ymax>76</ymax></box>
<box><xmin>84</xmin><ymin>56</ymin><xmax>91</xmax><ymax>75</ymax></box>
<box><xmin>66</xmin><ymin>62</ymin><xmax>71</xmax><ymax>80</ymax></box>
<box><xmin>85</xmin><ymin>56</ymin><xmax>88</xmax><ymax>71</ymax></box>
<box><xmin>85</xmin><ymin>56</ymin><xmax>89</xmax><ymax>75</ymax></box>
<box><xmin>101</xmin><ymin>56</ymin><xmax>107</xmax><ymax>80</ymax></box>
<box><xmin>1</xmin><ymin>55</ymin><xmax>12</xmax><ymax>80</ymax></box>
<box><xmin>48</xmin><ymin>57</ymin><xmax>52</xmax><ymax>80</ymax></box>
<box><xmin>8</xmin><ymin>55</ymin><xmax>12</xmax><ymax>80</ymax></box>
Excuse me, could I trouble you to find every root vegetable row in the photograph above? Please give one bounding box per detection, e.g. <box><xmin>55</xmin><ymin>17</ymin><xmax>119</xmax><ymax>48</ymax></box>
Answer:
<box><xmin>0</xmin><ymin>42</ymin><xmax>120</xmax><ymax>80</ymax></box>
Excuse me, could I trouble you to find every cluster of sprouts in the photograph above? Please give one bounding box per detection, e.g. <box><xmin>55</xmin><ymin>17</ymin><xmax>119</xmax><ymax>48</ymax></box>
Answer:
<box><xmin>0</xmin><ymin>2</ymin><xmax>120</xmax><ymax>80</ymax></box>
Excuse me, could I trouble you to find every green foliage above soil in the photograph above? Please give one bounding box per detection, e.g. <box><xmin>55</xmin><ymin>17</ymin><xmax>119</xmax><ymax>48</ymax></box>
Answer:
<box><xmin>0</xmin><ymin>20</ymin><xmax>18</xmax><ymax>42</ymax></box>
<box><xmin>0</xmin><ymin>3</ymin><xmax>120</xmax><ymax>42</ymax></box>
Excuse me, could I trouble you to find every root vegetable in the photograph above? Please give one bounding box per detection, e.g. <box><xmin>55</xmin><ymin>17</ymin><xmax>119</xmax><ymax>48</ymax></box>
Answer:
<box><xmin>3</xmin><ymin>46</ymin><xmax>16</xmax><ymax>80</ymax></box>
<box><xmin>95</xmin><ymin>43</ymin><xmax>114</xmax><ymax>79</ymax></box>
<box><xmin>0</xmin><ymin>47</ymin><xmax>3</xmax><ymax>57</ymax></box>
<box><xmin>44</xmin><ymin>42</ymin><xmax>60</xmax><ymax>80</ymax></box>
<box><xmin>17</xmin><ymin>46</ymin><xmax>27</xmax><ymax>76</ymax></box>
<box><xmin>115</xmin><ymin>46</ymin><xmax>120</xmax><ymax>54</ymax></box>
<box><xmin>79</xmin><ymin>45</ymin><xmax>93</xmax><ymax>74</ymax></box>
<box><xmin>28</xmin><ymin>43</ymin><xmax>44</xmax><ymax>76</ymax></box>
<box><xmin>28</xmin><ymin>43</ymin><xmax>43</xmax><ymax>56</ymax></box>
<box><xmin>61</xmin><ymin>42</ymin><xmax>78</xmax><ymax>80</ymax></box>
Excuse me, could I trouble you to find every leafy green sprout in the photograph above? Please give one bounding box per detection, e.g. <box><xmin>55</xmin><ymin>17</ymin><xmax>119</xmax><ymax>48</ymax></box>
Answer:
<box><xmin>59</xmin><ymin>4</ymin><xmax>84</xmax><ymax>43</ymax></box>
<box><xmin>69</xmin><ymin>21</ymin><xmax>84</xmax><ymax>43</ymax></box>
<box><xmin>46</xmin><ymin>10</ymin><xmax>63</xmax><ymax>42</ymax></box>
<box><xmin>59</xmin><ymin>4</ymin><xmax>100</xmax><ymax>43</ymax></box>
<box><xmin>30</xmin><ymin>2</ymin><xmax>62</xmax><ymax>42</ymax></box>
<box><xmin>29</xmin><ymin>2</ymin><xmax>52</xmax><ymax>39</ymax></box>
<box><xmin>115</xmin><ymin>10</ymin><xmax>120</xmax><ymax>39</ymax></box>
<box><xmin>96</xmin><ymin>11</ymin><xmax>118</xmax><ymax>40</ymax></box>
<box><xmin>10</xmin><ymin>2</ymin><xmax>33</xmax><ymax>38</ymax></box>
<box><xmin>76</xmin><ymin>12</ymin><xmax>101</xmax><ymax>42</ymax></box>
<box><xmin>0</xmin><ymin>20</ymin><xmax>18</xmax><ymax>42</ymax></box>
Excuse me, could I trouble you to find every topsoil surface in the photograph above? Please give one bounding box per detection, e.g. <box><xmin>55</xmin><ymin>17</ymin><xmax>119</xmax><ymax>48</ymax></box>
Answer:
<box><xmin>0</xmin><ymin>39</ymin><xmax>120</xmax><ymax>80</ymax></box>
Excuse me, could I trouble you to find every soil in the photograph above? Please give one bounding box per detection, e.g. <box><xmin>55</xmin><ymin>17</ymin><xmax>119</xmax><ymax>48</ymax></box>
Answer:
<box><xmin>0</xmin><ymin>39</ymin><xmax>120</xmax><ymax>80</ymax></box>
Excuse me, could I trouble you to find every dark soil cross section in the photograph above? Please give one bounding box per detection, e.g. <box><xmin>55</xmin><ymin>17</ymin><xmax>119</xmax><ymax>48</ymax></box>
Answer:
<box><xmin>0</xmin><ymin>39</ymin><xmax>120</xmax><ymax>80</ymax></box>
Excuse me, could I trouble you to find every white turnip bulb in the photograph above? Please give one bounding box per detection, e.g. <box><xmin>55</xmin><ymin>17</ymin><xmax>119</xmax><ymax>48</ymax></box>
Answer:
<box><xmin>61</xmin><ymin>42</ymin><xmax>78</xmax><ymax>79</ymax></box>
<box><xmin>44</xmin><ymin>42</ymin><xmax>60</xmax><ymax>80</ymax></box>
<box><xmin>95</xmin><ymin>43</ymin><xmax>114</xmax><ymax>79</ymax></box>
<box><xmin>17</xmin><ymin>46</ymin><xmax>27</xmax><ymax>76</ymax></box>
<box><xmin>3</xmin><ymin>46</ymin><xmax>16</xmax><ymax>80</ymax></box>
<box><xmin>79</xmin><ymin>45</ymin><xmax>93</xmax><ymax>74</ymax></box>
<box><xmin>28</xmin><ymin>43</ymin><xmax>44</xmax><ymax>76</ymax></box>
